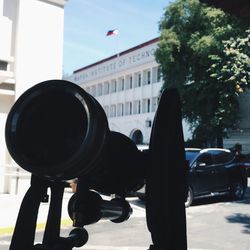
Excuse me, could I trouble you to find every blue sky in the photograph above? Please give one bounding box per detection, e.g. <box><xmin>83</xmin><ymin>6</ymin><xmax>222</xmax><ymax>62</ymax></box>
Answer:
<box><xmin>63</xmin><ymin>0</ymin><xmax>171</xmax><ymax>75</ymax></box>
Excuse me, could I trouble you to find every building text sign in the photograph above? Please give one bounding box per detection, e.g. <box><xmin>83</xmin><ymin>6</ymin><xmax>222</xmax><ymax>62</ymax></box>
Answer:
<box><xmin>72</xmin><ymin>43</ymin><xmax>157</xmax><ymax>84</ymax></box>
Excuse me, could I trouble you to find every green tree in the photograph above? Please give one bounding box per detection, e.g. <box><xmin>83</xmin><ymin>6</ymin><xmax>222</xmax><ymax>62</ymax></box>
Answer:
<box><xmin>209</xmin><ymin>30</ymin><xmax>250</xmax><ymax>95</ymax></box>
<box><xmin>155</xmin><ymin>0</ymin><xmax>249</xmax><ymax>147</ymax></box>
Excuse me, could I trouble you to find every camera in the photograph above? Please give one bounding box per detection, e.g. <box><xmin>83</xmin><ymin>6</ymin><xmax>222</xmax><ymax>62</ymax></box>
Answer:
<box><xmin>5</xmin><ymin>79</ymin><xmax>187</xmax><ymax>250</ymax></box>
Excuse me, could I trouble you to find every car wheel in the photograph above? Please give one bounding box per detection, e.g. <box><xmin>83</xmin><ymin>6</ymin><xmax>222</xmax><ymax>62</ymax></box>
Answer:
<box><xmin>185</xmin><ymin>186</ymin><xmax>193</xmax><ymax>208</ymax></box>
<box><xmin>230</xmin><ymin>181</ymin><xmax>245</xmax><ymax>200</ymax></box>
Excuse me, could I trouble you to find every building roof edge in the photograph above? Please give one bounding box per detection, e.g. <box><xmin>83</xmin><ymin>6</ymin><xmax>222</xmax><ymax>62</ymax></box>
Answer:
<box><xmin>73</xmin><ymin>37</ymin><xmax>159</xmax><ymax>74</ymax></box>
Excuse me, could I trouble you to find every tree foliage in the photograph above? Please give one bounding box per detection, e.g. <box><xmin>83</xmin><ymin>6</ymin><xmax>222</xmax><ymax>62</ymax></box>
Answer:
<box><xmin>155</xmin><ymin>0</ymin><xmax>249</xmax><ymax>147</ymax></box>
<box><xmin>209</xmin><ymin>30</ymin><xmax>250</xmax><ymax>95</ymax></box>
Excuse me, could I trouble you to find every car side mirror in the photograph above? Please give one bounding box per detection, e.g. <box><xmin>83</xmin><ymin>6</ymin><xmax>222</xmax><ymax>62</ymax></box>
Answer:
<box><xmin>197</xmin><ymin>162</ymin><xmax>206</xmax><ymax>168</ymax></box>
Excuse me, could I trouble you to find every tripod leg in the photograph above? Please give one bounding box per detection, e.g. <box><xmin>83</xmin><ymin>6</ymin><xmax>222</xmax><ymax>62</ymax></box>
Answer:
<box><xmin>9</xmin><ymin>176</ymin><xmax>48</xmax><ymax>250</ymax></box>
<box><xmin>42</xmin><ymin>182</ymin><xmax>65</xmax><ymax>246</ymax></box>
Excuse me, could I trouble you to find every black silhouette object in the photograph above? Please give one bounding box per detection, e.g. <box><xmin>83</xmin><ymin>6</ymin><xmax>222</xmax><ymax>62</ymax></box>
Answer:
<box><xmin>5</xmin><ymin>80</ymin><xmax>187</xmax><ymax>250</ymax></box>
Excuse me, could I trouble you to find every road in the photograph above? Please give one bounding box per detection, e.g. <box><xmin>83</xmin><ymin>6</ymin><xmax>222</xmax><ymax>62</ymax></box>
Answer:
<box><xmin>1</xmin><ymin>185</ymin><xmax>250</xmax><ymax>249</ymax></box>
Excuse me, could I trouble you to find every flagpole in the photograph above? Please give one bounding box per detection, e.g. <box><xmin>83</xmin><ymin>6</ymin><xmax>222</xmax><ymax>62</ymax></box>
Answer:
<box><xmin>116</xmin><ymin>33</ymin><xmax>120</xmax><ymax>58</ymax></box>
<box><xmin>106</xmin><ymin>29</ymin><xmax>119</xmax><ymax>57</ymax></box>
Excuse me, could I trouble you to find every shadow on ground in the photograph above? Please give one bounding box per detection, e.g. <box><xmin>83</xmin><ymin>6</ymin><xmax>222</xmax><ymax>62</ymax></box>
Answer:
<box><xmin>226</xmin><ymin>213</ymin><xmax>250</xmax><ymax>234</ymax></box>
<box><xmin>129</xmin><ymin>198</ymin><xmax>145</xmax><ymax>209</ymax></box>
<box><xmin>127</xmin><ymin>186</ymin><xmax>250</xmax><ymax>209</ymax></box>
<box><xmin>190</xmin><ymin>186</ymin><xmax>250</xmax><ymax>207</ymax></box>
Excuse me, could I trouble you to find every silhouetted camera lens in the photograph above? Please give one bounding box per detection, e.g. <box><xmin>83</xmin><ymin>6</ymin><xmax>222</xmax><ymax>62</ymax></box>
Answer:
<box><xmin>5</xmin><ymin>80</ymin><xmax>144</xmax><ymax>194</ymax></box>
<box><xmin>5</xmin><ymin>80</ymin><xmax>109</xmax><ymax>180</ymax></box>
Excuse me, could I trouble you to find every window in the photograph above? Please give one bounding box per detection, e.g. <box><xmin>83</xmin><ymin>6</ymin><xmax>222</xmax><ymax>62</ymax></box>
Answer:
<box><xmin>197</xmin><ymin>153</ymin><xmax>213</xmax><ymax>166</ymax></box>
<box><xmin>143</xmin><ymin>69</ymin><xmax>151</xmax><ymax>85</ymax></box>
<box><xmin>152</xmin><ymin>97</ymin><xmax>159</xmax><ymax>112</ymax></box>
<box><xmin>213</xmin><ymin>151</ymin><xmax>234</xmax><ymax>164</ymax></box>
<box><xmin>147</xmin><ymin>71</ymin><xmax>151</xmax><ymax>84</ymax></box>
<box><xmin>97</xmin><ymin>83</ymin><xmax>103</xmax><ymax>96</ymax></box>
<box><xmin>133</xmin><ymin>100</ymin><xmax>141</xmax><ymax>114</ymax></box>
<box><xmin>185</xmin><ymin>151</ymin><xmax>199</xmax><ymax>165</ymax></box>
<box><xmin>134</xmin><ymin>72</ymin><xmax>142</xmax><ymax>88</ymax></box>
<box><xmin>110</xmin><ymin>79</ymin><xmax>117</xmax><ymax>93</ymax></box>
<box><xmin>125</xmin><ymin>74</ymin><xmax>133</xmax><ymax>89</ymax></box>
<box><xmin>152</xmin><ymin>66</ymin><xmax>161</xmax><ymax>83</ymax></box>
<box><xmin>117</xmin><ymin>103</ymin><xmax>124</xmax><ymax>116</ymax></box>
<box><xmin>125</xmin><ymin>102</ymin><xmax>132</xmax><ymax>115</ymax></box>
<box><xmin>118</xmin><ymin>77</ymin><xmax>125</xmax><ymax>91</ymax></box>
<box><xmin>104</xmin><ymin>81</ymin><xmax>109</xmax><ymax>94</ymax></box>
<box><xmin>0</xmin><ymin>61</ymin><xmax>8</xmax><ymax>71</ymax></box>
<box><xmin>142</xmin><ymin>98</ymin><xmax>151</xmax><ymax>113</ymax></box>
<box><xmin>104</xmin><ymin>105</ymin><xmax>109</xmax><ymax>117</ymax></box>
<box><xmin>157</xmin><ymin>67</ymin><xmax>161</xmax><ymax>82</ymax></box>
<box><xmin>91</xmin><ymin>85</ymin><xmax>96</xmax><ymax>97</ymax></box>
<box><xmin>110</xmin><ymin>104</ymin><xmax>116</xmax><ymax>117</ymax></box>
<box><xmin>85</xmin><ymin>87</ymin><xmax>90</xmax><ymax>93</ymax></box>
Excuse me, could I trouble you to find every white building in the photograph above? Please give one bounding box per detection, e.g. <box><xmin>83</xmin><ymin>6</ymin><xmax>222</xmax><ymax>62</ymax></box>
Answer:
<box><xmin>0</xmin><ymin>0</ymin><xmax>67</xmax><ymax>194</ymax></box>
<box><xmin>68</xmin><ymin>38</ymin><xmax>191</xmax><ymax>145</ymax></box>
<box><xmin>68</xmin><ymin>36</ymin><xmax>250</xmax><ymax>153</ymax></box>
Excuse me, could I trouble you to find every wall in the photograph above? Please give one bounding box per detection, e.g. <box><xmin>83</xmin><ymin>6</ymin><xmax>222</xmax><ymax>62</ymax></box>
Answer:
<box><xmin>0</xmin><ymin>0</ymin><xmax>66</xmax><ymax>194</ymax></box>
<box><xmin>14</xmin><ymin>0</ymin><xmax>65</xmax><ymax>98</ymax></box>
<box><xmin>69</xmin><ymin>39</ymin><xmax>192</xmax><ymax>144</ymax></box>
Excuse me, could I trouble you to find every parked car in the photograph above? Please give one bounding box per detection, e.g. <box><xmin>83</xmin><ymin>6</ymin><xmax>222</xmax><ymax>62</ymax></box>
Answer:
<box><xmin>134</xmin><ymin>148</ymin><xmax>248</xmax><ymax>207</ymax></box>
<box><xmin>185</xmin><ymin>148</ymin><xmax>248</xmax><ymax>207</ymax></box>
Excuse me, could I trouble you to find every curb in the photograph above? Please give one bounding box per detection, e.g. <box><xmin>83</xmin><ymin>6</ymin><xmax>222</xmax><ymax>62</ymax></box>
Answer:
<box><xmin>0</xmin><ymin>218</ymin><xmax>72</xmax><ymax>237</ymax></box>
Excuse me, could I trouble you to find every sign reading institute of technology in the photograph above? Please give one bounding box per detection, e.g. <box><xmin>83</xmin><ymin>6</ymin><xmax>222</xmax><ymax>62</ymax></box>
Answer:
<box><xmin>73</xmin><ymin>42</ymin><xmax>157</xmax><ymax>84</ymax></box>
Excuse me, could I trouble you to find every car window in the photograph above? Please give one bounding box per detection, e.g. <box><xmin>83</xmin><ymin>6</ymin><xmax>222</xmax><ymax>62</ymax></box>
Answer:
<box><xmin>185</xmin><ymin>151</ymin><xmax>199</xmax><ymax>165</ymax></box>
<box><xmin>212</xmin><ymin>151</ymin><xmax>234</xmax><ymax>164</ymax></box>
<box><xmin>196</xmin><ymin>153</ymin><xmax>213</xmax><ymax>166</ymax></box>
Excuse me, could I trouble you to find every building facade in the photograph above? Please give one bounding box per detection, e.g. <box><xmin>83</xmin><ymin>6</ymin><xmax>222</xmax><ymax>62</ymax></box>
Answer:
<box><xmin>0</xmin><ymin>0</ymin><xmax>67</xmax><ymax>193</ymax></box>
<box><xmin>67</xmin><ymin>38</ymin><xmax>191</xmax><ymax>145</ymax></box>
<box><xmin>68</xmin><ymin>37</ymin><xmax>250</xmax><ymax>153</ymax></box>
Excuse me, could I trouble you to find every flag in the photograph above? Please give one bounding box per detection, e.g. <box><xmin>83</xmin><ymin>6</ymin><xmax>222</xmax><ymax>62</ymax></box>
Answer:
<box><xmin>106</xmin><ymin>29</ymin><xmax>118</xmax><ymax>36</ymax></box>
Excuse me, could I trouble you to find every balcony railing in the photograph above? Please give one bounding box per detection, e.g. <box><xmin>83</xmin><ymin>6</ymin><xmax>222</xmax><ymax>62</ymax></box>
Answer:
<box><xmin>0</xmin><ymin>16</ymin><xmax>14</xmax><ymax>88</ymax></box>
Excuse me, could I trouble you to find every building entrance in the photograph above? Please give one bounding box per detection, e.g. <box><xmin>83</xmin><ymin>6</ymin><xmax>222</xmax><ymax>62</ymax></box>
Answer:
<box><xmin>130</xmin><ymin>129</ymin><xmax>143</xmax><ymax>145</ymax></box>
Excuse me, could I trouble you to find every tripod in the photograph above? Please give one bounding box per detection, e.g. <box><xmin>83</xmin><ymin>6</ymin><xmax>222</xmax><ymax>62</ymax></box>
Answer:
<box><xmin>9</xmin><ymin>175</ymin><xmax>132</xmax><ymax>250</ymax></box>
<box><xmin>9</xmin><ymin>175</ymin><xmax>88</xmax><ymax>250</ymax></box>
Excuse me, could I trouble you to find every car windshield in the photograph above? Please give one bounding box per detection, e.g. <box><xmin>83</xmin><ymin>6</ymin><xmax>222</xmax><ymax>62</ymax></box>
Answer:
<box><xmin>185</xmin><ymin>151</ymin><xmax>200</xmax><ymax>165</ymax></box>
